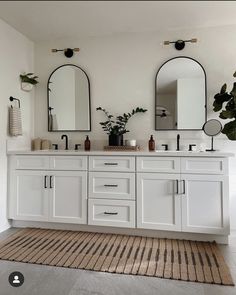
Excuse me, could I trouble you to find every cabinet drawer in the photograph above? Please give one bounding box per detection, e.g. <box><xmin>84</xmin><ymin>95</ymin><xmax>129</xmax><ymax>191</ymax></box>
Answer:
<box><xmin>14</xmin><ymin>156</ymin><xmax>50</xmax><ymax>170</ymax></box>
<box><xmin>181</xmin><ymin>157</ymin><xmax>228</xmax><ymax>174</ymax></box>
<box><xmin>89</xmin><ymin>172</ymin><xmax>135</xmax><ymax>200</ymax></box>
<box><xmin>88</xmin><ymin>199</ymin><xmax>135</xmax><ymax>228</ymax></box>
<box><xmin>137</xmin><ymin>157</ymin><xmax>180</xmax><ymax>173</ymax></box>
<box><xmin>89</xmin><ymin>156</ymin><xmax>135</xmax><ymax>172</ymax></box>
<box><xmin>50</xmin><ymin>156</ymin><xmax>87</xmax><ymax>171</ymax></box>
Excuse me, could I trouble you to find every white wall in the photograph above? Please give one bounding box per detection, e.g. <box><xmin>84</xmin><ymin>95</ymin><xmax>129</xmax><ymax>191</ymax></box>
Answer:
<box><xmin>34</xmin><ymin>24</ymin><xmax>236</xmax><ymax>228</ymax></box>
<box><xmin>0</xmin><ymin>18</ymin><xmax>34</xmax><ymax>232</ymax></box>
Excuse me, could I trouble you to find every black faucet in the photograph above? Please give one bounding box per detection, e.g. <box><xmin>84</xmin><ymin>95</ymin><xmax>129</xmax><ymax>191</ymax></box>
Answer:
<box><xmin>61</xmin><ymin>134</ymin><xmax>68</xmax><ymax>150</ymax></box>
<box><xmin>176</xmin><ymin>134</ymin><xmax>180</xmax><ymax>151</ymax></box>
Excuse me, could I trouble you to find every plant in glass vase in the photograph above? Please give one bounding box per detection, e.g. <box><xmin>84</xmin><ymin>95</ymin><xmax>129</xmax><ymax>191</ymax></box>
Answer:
<box><xmin>96</xmin><ymin>107</ymin><xmax>147</xmax><ymax>146</ymax></box>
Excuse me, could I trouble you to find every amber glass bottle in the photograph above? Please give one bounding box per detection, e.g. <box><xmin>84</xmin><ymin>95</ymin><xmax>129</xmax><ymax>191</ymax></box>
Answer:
<box><xmin>148</xmin><ymin>135</ymin><xmax>155</xmax><ymax>151</ymax></box>
<box><xmin>84</xmin><ymin>135</ymin><xmax>91</xmax><ymax>151</ymax></box>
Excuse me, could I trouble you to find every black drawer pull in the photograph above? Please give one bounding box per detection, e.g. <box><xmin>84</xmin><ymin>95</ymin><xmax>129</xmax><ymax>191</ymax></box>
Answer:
<box><xmin>104</xmin><ymin>184</ymin><xmax>118</xmax><ymax>187</ymax></box>
<box><xmin>104</xmin><ymin>212</ymin><xmax>118</xmax><ymax>215</ymax></box>
<box><xmin>104</xmin><ymin>163</ymin><xmax>118</xmax><ymax>166</ymax></box>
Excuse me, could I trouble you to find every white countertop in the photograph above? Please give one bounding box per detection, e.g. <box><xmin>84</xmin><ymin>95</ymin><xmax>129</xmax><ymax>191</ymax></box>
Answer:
<box><xmin>7</xmin><ymin>150</ymin><xmax>235</xmax><ymax>157</ymax></box>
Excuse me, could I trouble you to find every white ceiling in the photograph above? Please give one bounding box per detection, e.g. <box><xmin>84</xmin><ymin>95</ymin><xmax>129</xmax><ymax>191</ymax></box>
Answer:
<box><xmin>0</xmin><ymin>1</ymin><xmax>236</xmax><ymax>42</ymax></box>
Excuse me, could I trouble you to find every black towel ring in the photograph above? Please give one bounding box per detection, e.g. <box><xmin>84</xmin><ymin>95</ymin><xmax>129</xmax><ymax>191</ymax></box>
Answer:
<box><xmin>9</xmin><ymin>96</ymin><xmax>21</xmax><ymax>108</ymax></box>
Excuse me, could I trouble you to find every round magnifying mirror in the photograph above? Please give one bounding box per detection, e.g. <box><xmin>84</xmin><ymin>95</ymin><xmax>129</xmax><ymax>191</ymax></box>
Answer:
<box><xmin>202</xmin><ymin>119</ymin><xmax>222</xmax><ymax>151</ymax></box>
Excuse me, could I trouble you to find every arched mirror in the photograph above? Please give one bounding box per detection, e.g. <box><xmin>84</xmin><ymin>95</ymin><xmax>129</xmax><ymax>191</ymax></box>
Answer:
<box><xmin>47</xmin><ymin>64</ymin><xmax>91</xmax><ymax>131</ymax></box>
<box><xmin>155</xmin><ymin>57</ymin><xmax>206</xmax><ymax>130</ymax></box>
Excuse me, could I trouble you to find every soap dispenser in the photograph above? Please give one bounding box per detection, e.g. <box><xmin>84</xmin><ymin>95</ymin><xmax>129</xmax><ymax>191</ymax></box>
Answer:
<box><xmin>84</xmin><ymin>135</ymin><xmax>91</xmax><ymax>151</ymax></box>
<box><xmin>149</xmin><ymin>135</ymin><xmax>155</xmax><ymax>151</ymax></box>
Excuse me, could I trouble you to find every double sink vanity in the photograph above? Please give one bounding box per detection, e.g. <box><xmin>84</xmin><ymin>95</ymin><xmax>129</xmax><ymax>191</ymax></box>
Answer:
<box><xmin>7</xmin><ymin>149</ymin><xmax>232</xmax><ymax>243</ymax></box>
<box><xmin>6</xmin><ymin>56</ymin><xmax>234</xmax><ymax>243</ymax></box>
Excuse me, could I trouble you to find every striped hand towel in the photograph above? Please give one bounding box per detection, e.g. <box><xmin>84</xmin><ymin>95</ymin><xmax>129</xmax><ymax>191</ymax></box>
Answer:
<box><xmin>9</xmin><ymin>106</ymin><xmax>22</xmax><ymax>136</ymax></box>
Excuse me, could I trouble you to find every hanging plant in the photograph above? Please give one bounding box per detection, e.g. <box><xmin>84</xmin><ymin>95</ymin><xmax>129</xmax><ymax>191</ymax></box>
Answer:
<box><xmin>20</xmin><ymin>73</ymin><xmax>39</xmax><ymax>92</ymax></box>
<box><xmin>213</xmin><ymin>71</ymin><xmax>236</xmax><ymax>140</ymax></box>
<box><xmin>20</xmin><ymin>73</ymin><xmax>39</xmax><ymax>85</ymax></box>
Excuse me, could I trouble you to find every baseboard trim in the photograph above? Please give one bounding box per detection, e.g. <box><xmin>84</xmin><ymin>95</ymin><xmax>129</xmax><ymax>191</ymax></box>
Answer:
<box><xmin>11</xmin><ymin>220</ymin><xmax>229</xmax><ymax>244</ymax></box>
<box><xmin>0</xmin><ymin>223</ymin><xmax>11</xmax><ymax>234</ymax></box>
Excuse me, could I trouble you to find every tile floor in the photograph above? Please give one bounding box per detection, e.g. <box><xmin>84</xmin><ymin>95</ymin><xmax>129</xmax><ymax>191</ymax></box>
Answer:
<box><xmin>0</xmin><ymin>228</ymin><xmax>235</xmax><ymax>295</ymax></box>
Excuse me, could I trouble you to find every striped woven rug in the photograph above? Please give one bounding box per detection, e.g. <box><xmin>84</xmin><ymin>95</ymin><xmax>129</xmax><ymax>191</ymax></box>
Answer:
<box><xmin>0</xmin><ymin>228</ymin><xmax>233</xmax><ymax>285</ymax></box>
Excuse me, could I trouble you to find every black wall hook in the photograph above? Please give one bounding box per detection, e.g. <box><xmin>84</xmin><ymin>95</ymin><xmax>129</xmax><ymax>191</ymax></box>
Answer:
<box><xmin>9</xmin><ymin>96</ymin><xmax>21</xmax><ymax>108</ymax></box>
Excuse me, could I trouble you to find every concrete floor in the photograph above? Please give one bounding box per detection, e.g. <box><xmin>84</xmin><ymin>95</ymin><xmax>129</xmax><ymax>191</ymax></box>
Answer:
<box><xmin>0</xmin><ymin>228</ymin><xmax>236</xmax><ymax>295</ymax></box>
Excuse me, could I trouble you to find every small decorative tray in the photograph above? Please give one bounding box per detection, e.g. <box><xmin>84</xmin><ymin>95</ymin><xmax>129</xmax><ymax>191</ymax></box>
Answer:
<box><xmin>104</xmin><ymin>145</ymin><xmax>140</xmax><ymax>151</ymax></box>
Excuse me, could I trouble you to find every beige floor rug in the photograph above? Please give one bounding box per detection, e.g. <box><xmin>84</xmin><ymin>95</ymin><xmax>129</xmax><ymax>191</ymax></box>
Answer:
<box><xmin>0</xmin><ymin>228</ymin><xmax>234</xmax><ymax>286</ymax></box>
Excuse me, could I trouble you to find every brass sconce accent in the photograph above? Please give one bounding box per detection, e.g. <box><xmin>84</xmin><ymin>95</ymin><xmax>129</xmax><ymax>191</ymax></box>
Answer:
<box><xmin>163</xmin><ymin>38</ymin><xmax>197</xmax><ymax>50</ymax></box>
<box><xmin>51</xmin><ymin>48</ymin><xmax>80</xmax><ymax>58</ymax></box>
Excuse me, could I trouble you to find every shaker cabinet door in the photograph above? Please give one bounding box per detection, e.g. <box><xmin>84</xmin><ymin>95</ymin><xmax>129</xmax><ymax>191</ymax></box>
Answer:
<box><xmin>12</xmin><ymin>170</ymin><xmax>49</xmax><ymax>221</ymax></box>
<box><xmin>49</xmin><ymin>171</ymin><xmax>87</xmax><ymax>224</ymax></box>
<box><xmin>137</xmin><ymin>173</ymin><xmax>181</xmax><ymax>231</ymax></box>
<box><xmin>181</xmin><ymin>174</ymin><xmax>229</xmax><ymax>234</ymax></box>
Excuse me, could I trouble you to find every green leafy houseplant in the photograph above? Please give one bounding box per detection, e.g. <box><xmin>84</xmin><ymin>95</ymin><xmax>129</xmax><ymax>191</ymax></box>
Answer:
<box><xmin>96</xmin><ymin>107</ymin><xmax>147</xmax><ymax>146</ymax></box>
<box><xmin>213</xmin><ymin>71</ymin><xmax>236</xmax><ymax>140</ymax></box>
<box><xmin>20</xmin><ymin>73</ymin><xmax>39</xmax><ymax>85</ymax></box>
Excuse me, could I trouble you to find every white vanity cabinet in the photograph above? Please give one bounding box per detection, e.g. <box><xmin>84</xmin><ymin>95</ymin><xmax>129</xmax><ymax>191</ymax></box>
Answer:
<box><xmin>137</xmin><ymin>156</ymin><xmax>230</xmax><ymax>235</ymax></box>
<box><xmin>8</xmin><ymin>151</ymin><xmax>232</xmax><ymax>241</ymax></box>
<box><xmin>9</xmin><ymin>156</ymin><xmax>87</xmax><ymax>224</ymax></box>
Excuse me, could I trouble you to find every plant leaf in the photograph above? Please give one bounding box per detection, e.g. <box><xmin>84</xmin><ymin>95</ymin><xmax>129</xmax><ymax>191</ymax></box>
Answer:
<box><xmin>219</xmin><ymin>110</ymin><xmax>235</xmax><ymax>119</ymax></box>
<box><xmin>222</xmin><ymin>119</ymin><xmax>236</xmax><ymax>140</ymax></box>
<box><xmin>213</xmin><ymin>92</ymin><xmax>232</xmax><ymax>111</ymax></box>
<box><xmin>231</xmin><ymin>82</ymin><xmax>236</xmax><ymax>97</ymax></box>
<box><xmin>220</xmin><ymin>83</ymin><xmax>227</xmax><ymax>94</ymax></box>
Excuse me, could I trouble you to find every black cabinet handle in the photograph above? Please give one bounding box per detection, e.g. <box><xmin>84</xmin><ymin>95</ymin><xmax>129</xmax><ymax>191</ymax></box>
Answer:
<box><xmin>182</xmin><ymin>180</ymin><xmax>186</xmax><ymax>194</ymax></box>
<box><xmin>49</xmin><ymin>176</ymin><xmax>53</xmax><ymax>188</ymax></box>
<box><xmin>176</xmin><ymin>180</ymin><xmax>179</xmax><ymax>194</ymax></box>
<box><xmin>44</xmin><ymin>176</ymin><xmax>48</xmax><ymax>188</ymax></box>
<box><xmin>104</xmin><ymin>163</ymin><xmax>118</xmax><ymax>166</ymax></box>
<box><xmin>104</xmin><ymin>212</ymin><xmax>118</xmax><ymax>215</ymax></box>
<box><xmin>104</xmin><ymin>184</ymin><xmax>118</xmax><ymax>187</ymax></box>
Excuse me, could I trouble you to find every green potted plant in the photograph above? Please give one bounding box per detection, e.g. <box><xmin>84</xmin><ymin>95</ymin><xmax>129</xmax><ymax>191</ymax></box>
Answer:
<box><xmin>20</xmin><ymin>73</ymin><xmax>39</xmax><ymax>92</ymax></box>
<box><xmin>96</xmin><ymin>106</ymin><xmax>147</xmax><ymax>146</ymax></box>
<box><xmin>213</xmin><ymin>71</ymin><xmax>236</xmax><ymax>140</ymax></box>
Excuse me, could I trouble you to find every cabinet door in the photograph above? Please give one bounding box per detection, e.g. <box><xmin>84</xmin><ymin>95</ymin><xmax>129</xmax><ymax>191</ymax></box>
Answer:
<box><xmin>12</xmin><ymin>170</ymin><xmax>49</xmax><ymax>221</ymax></box>
<box><xmin>137</xmin><ymin>173</ymin><xmax>181</xmax><ymax>231</ymax></box>
<box><xmin>181</xmin><ymin>174</ymin><xmax>229</xmax><ymax>234</ymax></box>
<box><xmin>49</xmin><ymin>171</ymin><xmax>87</xmax><ymax>224</ymax></box>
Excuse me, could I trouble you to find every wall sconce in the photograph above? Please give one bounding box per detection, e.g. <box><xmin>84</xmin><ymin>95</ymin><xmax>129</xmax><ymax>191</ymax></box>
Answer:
<box><xmin>163</xmin><ymin>38</ymin><xmax>197</xmax><ymax>50</ymax></box>
<box><xmin>51</xmin><ymin>47</ymin><xmax>80</xmax><ymax>58</ymax></box>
